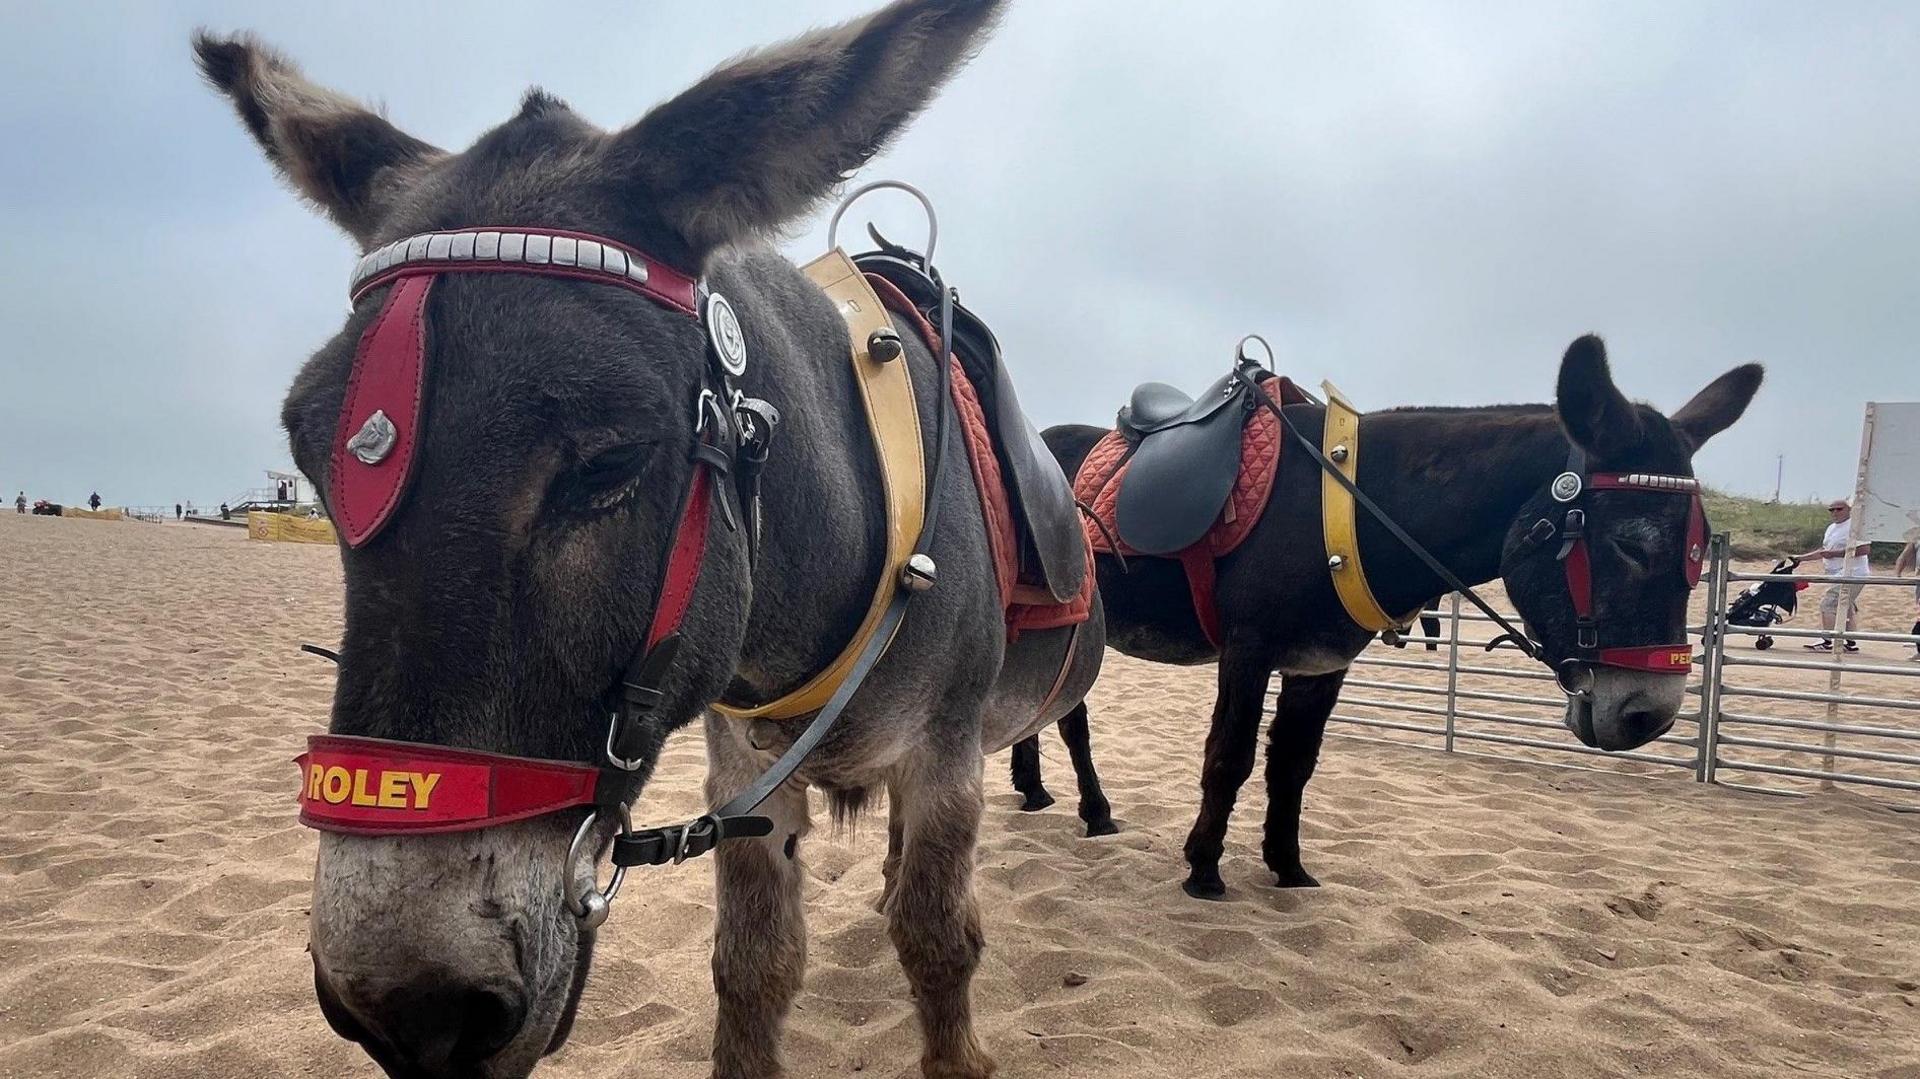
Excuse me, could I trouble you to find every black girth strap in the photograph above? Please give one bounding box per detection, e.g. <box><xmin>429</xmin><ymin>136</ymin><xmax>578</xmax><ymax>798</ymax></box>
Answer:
<box><xmin>1230</xmin><ymin>367</ymin><xmax>1545</xmax><ymax>662</ymax></box>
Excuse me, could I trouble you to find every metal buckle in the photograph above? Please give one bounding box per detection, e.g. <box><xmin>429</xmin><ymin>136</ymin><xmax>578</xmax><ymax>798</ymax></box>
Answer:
<box><xmin>692</xmin><ymin>387</ymin><xmax>721</xmax><ymax>435</ymax></box>
<box><xmin>675</xmin><ymin>815</ymin><xmax>720</xmax><ymax>865</ymax></box>
<box><xmin>605</xmin><ymin>707</ymin><xmax>646</xmax><ymax>772</ymax></box>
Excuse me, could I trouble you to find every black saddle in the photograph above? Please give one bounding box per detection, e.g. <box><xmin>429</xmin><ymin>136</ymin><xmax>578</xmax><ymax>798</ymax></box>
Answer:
<box><xmin>855</xmin><ymin>245</ymin><xmax>1087</xmax><ymax>603</ymax></box>
<box><xmin>1113</xmin><ymin>362</ymin><xmax>1266</xmax><ymax>556</ymax></box>
<box><xmin>1119</xmin><ymin>371</ymin><xmax>1246</xmax><ymax>434</ymax></box>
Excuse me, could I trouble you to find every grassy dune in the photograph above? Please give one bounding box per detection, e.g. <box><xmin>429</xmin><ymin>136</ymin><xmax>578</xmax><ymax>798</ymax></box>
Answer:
<box><xmin>1703</xmin><ymin>490</ymin><xmax>1902</xmax><ymax>564</ymax></box>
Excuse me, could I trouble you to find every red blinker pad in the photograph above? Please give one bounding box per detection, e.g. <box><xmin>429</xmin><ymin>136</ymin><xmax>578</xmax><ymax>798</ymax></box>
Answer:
<box><xmin>1596</xmin><ymin>645</ymin><xmax>1695</xmax><ymax>674</ymax></box>
<box><xmin>330</xmin><ymin>275</ymin><xmax>434</xmax><ymax>547</ymax></box>
<box><xmin>1683</xmin><ymin>494</ymin><xmax>1707</xmax><ymax>587</ymax></box>
<box><xmin>295</xmin><ymin>735</ymin><xmax>603</xmax><ymax>835</ymax></box>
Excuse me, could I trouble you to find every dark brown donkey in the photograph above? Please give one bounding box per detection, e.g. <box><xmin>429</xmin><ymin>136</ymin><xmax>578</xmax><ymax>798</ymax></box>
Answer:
<box><xmin>1026</xmin><ymin>338</ymin><xmax>1760</xmax><ymax>899</ymax></box>
<box><xmin>196</xmin><ymin>2</ymin><xmax>1103</xmax><ymax>1077</ymax></box>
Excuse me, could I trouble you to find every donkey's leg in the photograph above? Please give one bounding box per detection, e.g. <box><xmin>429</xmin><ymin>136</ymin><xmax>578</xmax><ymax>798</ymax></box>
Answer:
<box><xmin>1009</xmin><ymin>734</ymin><xmax>1055</xmax><ymax>812</ymax></box>
<box><xmin>1181</xmin><ymin>647</ymin><xmax>1277</xmax><ymax>900</ymax></box>
<box><xmin>707</xmin><ymin>724</ymin><xmax>811</xmax><ymax>1079</ymax></box>
<box><xmin>889</xmin><ymin>752</ymin><xmax>994</xmax><ymax>1078</ymax></box>
<box><xmin>1262</xmin><ymin>669</ymin><xmax>1345</xmax><ymax>888</ymax></box>
<box><xmin>874</xmin><ymin>784</ymin><xmax>905</xmax><ymax>915</ymax></box>
<box><xmin>1056</xmin><ymin>702</ymin><xmax>1117</xmax><ymax>837</ymax></box>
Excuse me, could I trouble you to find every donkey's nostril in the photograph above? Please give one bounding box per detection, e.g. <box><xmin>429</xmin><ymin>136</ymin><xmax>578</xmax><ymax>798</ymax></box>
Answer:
<box><xmin>455</xmin><ymin>981</ymin><xmax>530</xmax><ymax>1059</ymax></box>
<box><xmin>334</xmin><ymin>974</ymin><xmax>530</xmax><ymax>1075</ymax></box>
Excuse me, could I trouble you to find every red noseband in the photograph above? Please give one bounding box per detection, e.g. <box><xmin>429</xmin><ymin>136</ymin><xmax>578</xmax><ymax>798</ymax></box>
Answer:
<box><xmin>296</xmin><ymin>735</ymin><xmax>622</xmax><ymax>835</ymax></box>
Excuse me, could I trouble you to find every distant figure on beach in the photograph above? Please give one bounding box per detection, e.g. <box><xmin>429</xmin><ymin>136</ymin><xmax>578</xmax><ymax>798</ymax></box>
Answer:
<box><xmin>1792</xmin><ymin>499</ymin><xmax>1870</xmax><ymax>652</ymax></box>
<box><xmin>175</xmin><ymin>503</ymin><xmax>183</xmax><ymax>520</ymax></box>
<box><xmin>88</xmin><ymin>492</ymin><xmax>102</xmax><ymax>512</ymax></box>
<box><xmin>219</xmin><ymin>502</ymin><xmax>231</xmax><ymax>521</ymax></box>
<box><xmin>276</xmin><ymin>480</ymin><xmax>288</xmax><ymax>502</ymax></box>
<box><xmin>14</xmin><ymin>491</ymin><xmax>24</xmax><ymax>515</ymax></box>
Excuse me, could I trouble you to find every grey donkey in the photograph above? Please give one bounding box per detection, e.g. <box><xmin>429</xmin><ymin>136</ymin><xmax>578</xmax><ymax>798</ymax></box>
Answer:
<box><xmin>194</xmin><ymin>1</ymin><xmax>1102</xmax><ymax>1076</ymax></box>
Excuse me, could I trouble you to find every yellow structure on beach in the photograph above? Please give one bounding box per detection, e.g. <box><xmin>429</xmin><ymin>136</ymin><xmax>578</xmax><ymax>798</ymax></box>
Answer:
<box><xmin>247</xmin><ymin>510</ymin><xmax>336</xmax><ymax>545</ymax></box>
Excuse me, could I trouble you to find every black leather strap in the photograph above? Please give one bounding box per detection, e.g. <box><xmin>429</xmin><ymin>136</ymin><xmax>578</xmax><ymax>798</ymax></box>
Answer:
<box><xmin>612</xmin><ymin>576</ymin><xmax>914</xmax><ymax>868</ymax></box>
<box><xmin>1234</xmin><ymin>369</ymin><xmax>1544</xmax><ymax>662</ymax></box>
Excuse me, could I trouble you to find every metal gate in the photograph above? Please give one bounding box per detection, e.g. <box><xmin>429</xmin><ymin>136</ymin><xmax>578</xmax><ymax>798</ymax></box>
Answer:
<box><xmin>1313</xmin><ymin>533</ymin><xmax>1920</xmax><ymax>804</ymax></box>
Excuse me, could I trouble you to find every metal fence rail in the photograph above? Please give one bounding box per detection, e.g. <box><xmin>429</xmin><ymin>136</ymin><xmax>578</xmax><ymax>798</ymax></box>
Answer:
<box><xmin>1294</xmin><ymin>531</ymin><xmax>1920</xmax><ymax>806</ymax></box>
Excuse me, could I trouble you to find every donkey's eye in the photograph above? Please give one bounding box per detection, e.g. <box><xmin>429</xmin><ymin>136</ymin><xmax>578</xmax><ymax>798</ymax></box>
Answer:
<box><xmin>568</xmin><ymin>441</ymin><xmax>655</xmax><ymax>510</ymax></box>
<box><xmin>1608</xmin><ymin>538</ymin><xmax>1658</xmax><ymax>574</ymax></box>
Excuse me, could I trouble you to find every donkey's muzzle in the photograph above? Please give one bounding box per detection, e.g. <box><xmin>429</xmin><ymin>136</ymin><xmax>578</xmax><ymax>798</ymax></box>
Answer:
<box><xmin>315</xmin><ymin>959</ymin><xmax>528</xmax><ymax>1078</ymax></box>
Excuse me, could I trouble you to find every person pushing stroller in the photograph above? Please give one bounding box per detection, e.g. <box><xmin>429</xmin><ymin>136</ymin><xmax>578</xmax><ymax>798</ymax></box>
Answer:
<box><xmin>1791</xmin><ymin>500</ymin><xmax>1871</xmax><ymax>652</ymax></box>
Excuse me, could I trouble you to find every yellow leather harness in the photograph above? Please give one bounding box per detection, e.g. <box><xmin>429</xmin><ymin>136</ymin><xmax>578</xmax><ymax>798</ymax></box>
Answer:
<box><xmin>714</xmin><ymin>250</ymin><xmax>926</xmax><ymax>720</ymax></box>
<box><xmin>1318</xmin><ymin>381</ymin><xmax>1414</xmax><ymax>633</ymax></box>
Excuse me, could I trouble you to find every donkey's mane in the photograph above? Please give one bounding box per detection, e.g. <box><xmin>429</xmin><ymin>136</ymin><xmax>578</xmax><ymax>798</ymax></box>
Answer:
<box><xmin>1380</xmin><ymin>402</ymin><xmax>1551</xmax><ymax>415</ymax></box>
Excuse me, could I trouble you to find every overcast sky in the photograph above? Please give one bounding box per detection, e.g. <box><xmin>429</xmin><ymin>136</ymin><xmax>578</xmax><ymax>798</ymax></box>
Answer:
<box><xmin>4</xmin><ymin>1</ymin><xmax>1916</xmax><ymax>509</ymax></box>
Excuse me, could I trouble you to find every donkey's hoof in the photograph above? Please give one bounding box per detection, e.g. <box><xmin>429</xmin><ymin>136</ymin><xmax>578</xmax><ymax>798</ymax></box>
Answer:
<box><xmin>1272</xmin><ymin>866</ymin><xmax>1320</xmax><ymax>889</ymax></box>
<box><xmin>1181</xmin><ymin>873</ymin><xmax>1228</xmax><ymax>901</ymax></box>
<box><xmin>1083</xmin><ymin>818</ymin><xmax>1119</xmax><ymax>838</ymax></box>
<box><xmin>923</xmin><ymin>1049</ymin><xmax>997</xmax><ymax>1078</ymax></box>
<box><xmin>1018</xmin><ymin>790</ymin><xmax>1056</xmax><ymax>812</ymax></box>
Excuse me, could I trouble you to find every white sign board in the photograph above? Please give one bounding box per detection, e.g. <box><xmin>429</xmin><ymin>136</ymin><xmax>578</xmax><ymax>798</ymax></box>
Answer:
<box><xmin>1852</xmin><ymin>402</ymin><xmax>1920</xmax><ymax>543</ymax></box>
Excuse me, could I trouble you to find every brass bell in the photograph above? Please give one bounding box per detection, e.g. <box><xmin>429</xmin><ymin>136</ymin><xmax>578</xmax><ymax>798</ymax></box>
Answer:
<box><xmin>1328</xmin><ymin>554</ymin><xmax>1347</xmax><ymax>571</ymax></box>
<box><xmin>1329</xmin><ymin>444</ymin><xmax>1349</xmax><ymax>463</ymax></box>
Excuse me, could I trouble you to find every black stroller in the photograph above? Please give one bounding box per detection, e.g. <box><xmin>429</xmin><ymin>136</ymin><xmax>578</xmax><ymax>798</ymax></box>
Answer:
<box><xmin>1725</xmin><ymin>557</ymin><xmax>1807</xmax><ymax>649</ymax></box>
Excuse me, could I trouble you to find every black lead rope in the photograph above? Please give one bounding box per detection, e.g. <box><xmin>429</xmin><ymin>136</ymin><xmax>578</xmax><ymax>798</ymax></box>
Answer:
<box><xmin>1232</xmin><ymin>369</ymin><xmax>1544</xmax><ymax>661</ymax></box>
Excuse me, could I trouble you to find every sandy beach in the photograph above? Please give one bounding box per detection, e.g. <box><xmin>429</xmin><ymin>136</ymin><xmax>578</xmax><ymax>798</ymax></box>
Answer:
<box><xmin>2</xmin><ymin>511</ymin><xmax>1916</xmax><ymax>1079</ymax></box>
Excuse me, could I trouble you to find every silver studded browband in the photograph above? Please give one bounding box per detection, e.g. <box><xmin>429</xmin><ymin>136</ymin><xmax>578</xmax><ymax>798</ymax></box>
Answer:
<box><xmin>350</xmin><ymin>229</ymin><xmax>656</xmax><ymax>297</ymax></box>
<box><xmin>1604</xmin><ymin>474</ymin><xmax>1701</xmax><ymax>491</ymax></box>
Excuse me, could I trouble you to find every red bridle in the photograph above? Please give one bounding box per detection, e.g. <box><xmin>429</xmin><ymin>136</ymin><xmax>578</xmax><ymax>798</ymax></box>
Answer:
<box><xmin>301</xmin><ymin>228</ymin><xmax>729</xmax><ymax>839</ymax></box>
<box><xmin>1551</xmin><ymin>467</ymin><xmax>1707</xmax><ymax>679</ymax></box>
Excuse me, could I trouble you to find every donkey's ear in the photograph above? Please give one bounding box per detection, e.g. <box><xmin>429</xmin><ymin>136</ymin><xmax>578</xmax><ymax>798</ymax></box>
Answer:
<box><xmin>1669</xmin><ymin>364</ymin><xmax>1764</xmax><ymax>452</ymax></box>
<box><xmin>607</xmin><ymin>0</ymin><xmax>1005</xmax><ymax>260</ymax></box>
<box><xmin>1555</xmin><ymin>335</ymin><xmax>1644</xmax><ymax>460</ymax></box>
<box><xmin>193</xmin><ymin>32</ymin><xmax>442</xmax><ymax>247</ymax></box>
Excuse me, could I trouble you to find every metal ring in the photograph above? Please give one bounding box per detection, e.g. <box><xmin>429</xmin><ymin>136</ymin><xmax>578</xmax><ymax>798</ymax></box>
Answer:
<box><xmin>1554</xmin><ymin>659</ymin><xmax>1595</xmax><ymax>698</ymax></box>
<box><xmin>827</xmin><ymin>180</ymin><xmax>938</xmax><ymax>263</ymax></box>
<box><xmin>566</xmin><ymin>804</ymin><xmax>633</xmax><ymax>927</ymax></box>
<box><xmin>1235</xmin><ymin>334</ymin><xmax>1276</xmax><ymax>370</ymax></box>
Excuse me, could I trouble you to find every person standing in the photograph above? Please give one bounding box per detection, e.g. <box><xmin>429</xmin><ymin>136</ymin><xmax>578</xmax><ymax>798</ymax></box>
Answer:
<box><xmin>14</xmin><ymin>491</ymin><xmax>25</xmax><ymax>514</ymax></box>
<box><xmin>1794</xmin><ymin>499</ymin><xmax>1871</xmax><ymax>652</ymax></box>
<box><xmin>175</xmin><ymin>502</ymin><xmax>183</xmax><ymax>520</ymax></box>
<box><xmin>88</xmin><ymin>491</ymin><xmax>102</xmax><ymax>512</ymax></box>
<box><xmin>1896</xmin><ymin>536</ymin><xmax>1919</xmax><ymax>661</ymax></box>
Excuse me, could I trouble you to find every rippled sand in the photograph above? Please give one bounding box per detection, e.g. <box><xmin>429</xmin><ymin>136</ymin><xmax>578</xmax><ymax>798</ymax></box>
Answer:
<box><xmin>2</xmin><ymin>513</ymin><xmax>1916</xmax><ymax>1078</ymax></box>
